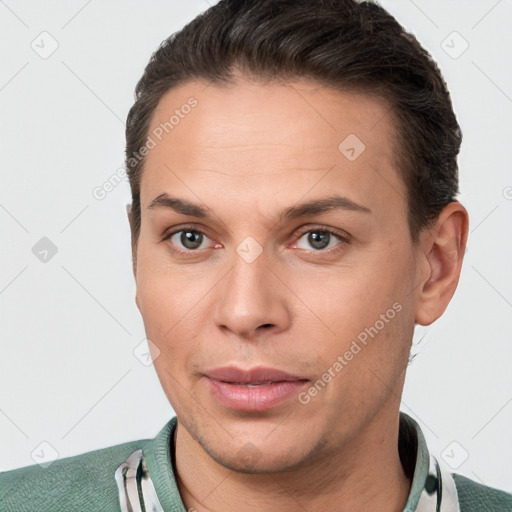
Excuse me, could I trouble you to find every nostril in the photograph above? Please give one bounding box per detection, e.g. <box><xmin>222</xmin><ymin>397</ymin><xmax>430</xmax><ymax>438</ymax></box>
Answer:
<box><xmin>260</xmin><ymin>323</ymin><xmax>273</xmax><ymax>329</ymax></box>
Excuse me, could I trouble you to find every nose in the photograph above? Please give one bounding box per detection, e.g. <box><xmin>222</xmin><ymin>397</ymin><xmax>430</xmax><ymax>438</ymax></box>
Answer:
<box><xmin>213</xmin><ymin>247</ymin><xmax>291</xmax><ymax>340</ymax></box>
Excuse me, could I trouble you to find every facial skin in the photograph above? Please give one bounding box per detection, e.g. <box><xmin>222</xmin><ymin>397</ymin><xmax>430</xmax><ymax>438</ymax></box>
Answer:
<box><xmin>129</xmin><ymin>75</ymin><xmax>468</xmax><ymax>511</ymax></box>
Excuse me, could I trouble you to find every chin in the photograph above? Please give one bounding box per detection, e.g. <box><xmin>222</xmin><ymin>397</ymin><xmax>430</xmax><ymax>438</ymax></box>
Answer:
<box><xmin>196</xmin><ymin>430</ymin><xmax>319</xmax><ymax>475</ymax></box>
<box><xmin>207</xmin><ymin>447</ymin><xmax>308</xmax><ymax>475</ymax></box>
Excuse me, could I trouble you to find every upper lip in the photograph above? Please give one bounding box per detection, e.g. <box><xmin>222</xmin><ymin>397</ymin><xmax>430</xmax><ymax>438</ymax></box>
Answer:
<box><xmin>204</xmin><ymin>366</ymin><xmax>308</xmax><ymax>384</ymax></box>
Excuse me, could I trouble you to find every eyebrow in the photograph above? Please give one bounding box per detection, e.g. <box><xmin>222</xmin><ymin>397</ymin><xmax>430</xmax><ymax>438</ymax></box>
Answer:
<box><xmin>147</xmin><ymin>193</ymin><xmax>371</xmax><ymax>220</ymax></box>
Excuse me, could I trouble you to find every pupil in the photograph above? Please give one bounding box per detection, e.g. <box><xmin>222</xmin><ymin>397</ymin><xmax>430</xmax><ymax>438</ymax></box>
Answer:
<box><xmin>309</xmin><ymin>231</ymin><xmax>329</xmax><ymax>249</ymax></box>
<box><xmin>182</xmin><ymin>230</ymin><xmax>202</xmax><ymax>249</ymax></box>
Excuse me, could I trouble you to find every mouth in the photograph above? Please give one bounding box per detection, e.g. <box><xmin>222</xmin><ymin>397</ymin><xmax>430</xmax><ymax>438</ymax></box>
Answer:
<box><xmin>232</xmin><ymin>381</ymin><xmax>277</xmax><ymax>387</ymax></box>
<box><xmin>203</xmin><ymin>366</ymin><xmax>309</xmax><ymax>412</ymax></box>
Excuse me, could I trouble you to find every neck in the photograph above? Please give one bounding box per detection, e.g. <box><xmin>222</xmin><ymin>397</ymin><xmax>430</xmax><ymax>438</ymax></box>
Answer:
<box><xmin>174</xmin><ymin>406</ymin><xmax>412</xmax><ymax>512</ymax></box>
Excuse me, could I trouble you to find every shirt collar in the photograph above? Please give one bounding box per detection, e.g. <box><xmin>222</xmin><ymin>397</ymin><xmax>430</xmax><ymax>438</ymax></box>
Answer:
<box><xmin>400</xmin><ymin>412</ymin><xmax>461</xmax><ymax>511</ymax></box>
<box><xmin>115</xmin><ymin>411</ymin><xmax>461</xmax><ymax>511</ymax></box>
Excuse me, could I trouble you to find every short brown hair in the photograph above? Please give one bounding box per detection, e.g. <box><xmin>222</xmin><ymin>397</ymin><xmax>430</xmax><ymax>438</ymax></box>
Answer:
<box><xmin>125</xmin><ymin>0</ymin><xmax>462</xmax><ymax>246</ymax></box>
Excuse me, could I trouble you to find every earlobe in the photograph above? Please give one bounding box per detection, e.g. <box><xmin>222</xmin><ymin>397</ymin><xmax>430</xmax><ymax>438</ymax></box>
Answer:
<box><xmin>414</xmin><ymin>201</ymin><xmax>469</xmax><ymax>326</ymax></box>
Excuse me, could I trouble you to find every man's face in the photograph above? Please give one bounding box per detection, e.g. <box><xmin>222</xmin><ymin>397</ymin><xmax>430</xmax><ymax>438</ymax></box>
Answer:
<box><xmin>133</xmin><ymin>77</ymin><xmax>426</xmax><ymax>472</ymax></box>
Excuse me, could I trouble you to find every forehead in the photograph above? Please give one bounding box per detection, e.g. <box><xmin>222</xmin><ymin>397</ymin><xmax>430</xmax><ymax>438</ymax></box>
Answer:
<box><xmin>140</xmin><ymin>77</ymin><xmax>406</xmax><ymax>226</ymax></box>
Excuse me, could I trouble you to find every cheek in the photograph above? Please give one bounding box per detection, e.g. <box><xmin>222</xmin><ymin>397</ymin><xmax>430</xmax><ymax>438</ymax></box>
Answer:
<box><xmin>298</xmin><ymin>264</ymin><xmax>405</xmax><ymax>346</ymax></box>
<box><xmin>135</xmin><ymin>261</ymin><xmax>201</xmax><ymax>373</ymax></box>
<box><xmin>294</xmin><ymin>246</ymin><xmax>415</xmax><ymax>394</ymax></box>
<box><xmin>136</xmin><ymin>242</ymin><xmax>208</xmax><ymax>328</ymax></box>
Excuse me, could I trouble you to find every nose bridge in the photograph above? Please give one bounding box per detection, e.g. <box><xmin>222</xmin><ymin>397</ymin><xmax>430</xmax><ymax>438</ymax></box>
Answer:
<box><xmin>213</xmin><ymin>242</ymin><xmax>289</xmax><ymax>338</ymax></box>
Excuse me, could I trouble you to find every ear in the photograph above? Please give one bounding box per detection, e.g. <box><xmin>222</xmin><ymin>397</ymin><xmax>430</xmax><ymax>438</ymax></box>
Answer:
<box><xmin>126</xmin><ymin>203</ymin><xmax>138</xmax><ymax>279</ymax></box>
<box><xmin>414</xmin><ymin>201</ymin><xmax>469</xmax><ymax>326</ymax></box>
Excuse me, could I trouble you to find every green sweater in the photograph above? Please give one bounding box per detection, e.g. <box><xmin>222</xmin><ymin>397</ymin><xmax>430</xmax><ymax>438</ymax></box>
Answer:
<box><xmin>1</xmin><ymin>413</ymin><xmax>511</xmax><ymax>511</ymax></box>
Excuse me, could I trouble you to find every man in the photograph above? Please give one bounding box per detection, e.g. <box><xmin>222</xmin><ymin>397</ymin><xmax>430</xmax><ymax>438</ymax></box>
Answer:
<box><xmin>1</xmin><ymin>0</ymin><xmax>511</xmax><ymax>510</ymax></box>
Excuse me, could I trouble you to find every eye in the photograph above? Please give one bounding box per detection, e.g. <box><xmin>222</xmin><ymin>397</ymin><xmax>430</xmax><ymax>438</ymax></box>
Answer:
<box><xmin>294</xmin><ymin>228</ymin><xmax>349</xmax><ymax>252</ymax></box>
<box><xmin>164</xmin><ymin>227</ymin><xmax>214</xmax><ymax>252</ymax></box>
<box><xmin>162</xmin><ymin>225</ymin><xmax>349</xmax><ymax>255</ymax></box>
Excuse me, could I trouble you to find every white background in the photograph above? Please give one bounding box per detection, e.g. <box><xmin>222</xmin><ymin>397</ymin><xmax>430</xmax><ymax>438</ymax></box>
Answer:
<box><xmin>1</xmin><ymin>0</ymin><xmax>511</xmax><ymax>494</ymax></box>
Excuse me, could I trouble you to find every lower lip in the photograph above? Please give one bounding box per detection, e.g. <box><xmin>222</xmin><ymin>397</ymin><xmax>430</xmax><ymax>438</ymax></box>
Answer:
<box><xmin>205</xmin><ymin>378</ymin><xmax>309</xmax><ymax>412</ymax></box>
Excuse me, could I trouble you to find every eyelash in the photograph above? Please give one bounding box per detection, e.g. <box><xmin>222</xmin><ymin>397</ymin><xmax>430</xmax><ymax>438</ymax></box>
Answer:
<box><xmin>162</xmin><ymin>224</ymin><xmax>350</xmax><ymax>255</ymax></box>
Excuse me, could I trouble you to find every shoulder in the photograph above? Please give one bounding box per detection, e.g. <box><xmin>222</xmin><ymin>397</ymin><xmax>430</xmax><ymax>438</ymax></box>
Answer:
<box><xmin>0</xmin><ymin>437</ymin><xmax>150</xmax><ymax>512</ymax></box>
<box><xmin>453</xmin><ymin>473</ymin><xmax>512</xmax><ymax>512</ymax></box>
